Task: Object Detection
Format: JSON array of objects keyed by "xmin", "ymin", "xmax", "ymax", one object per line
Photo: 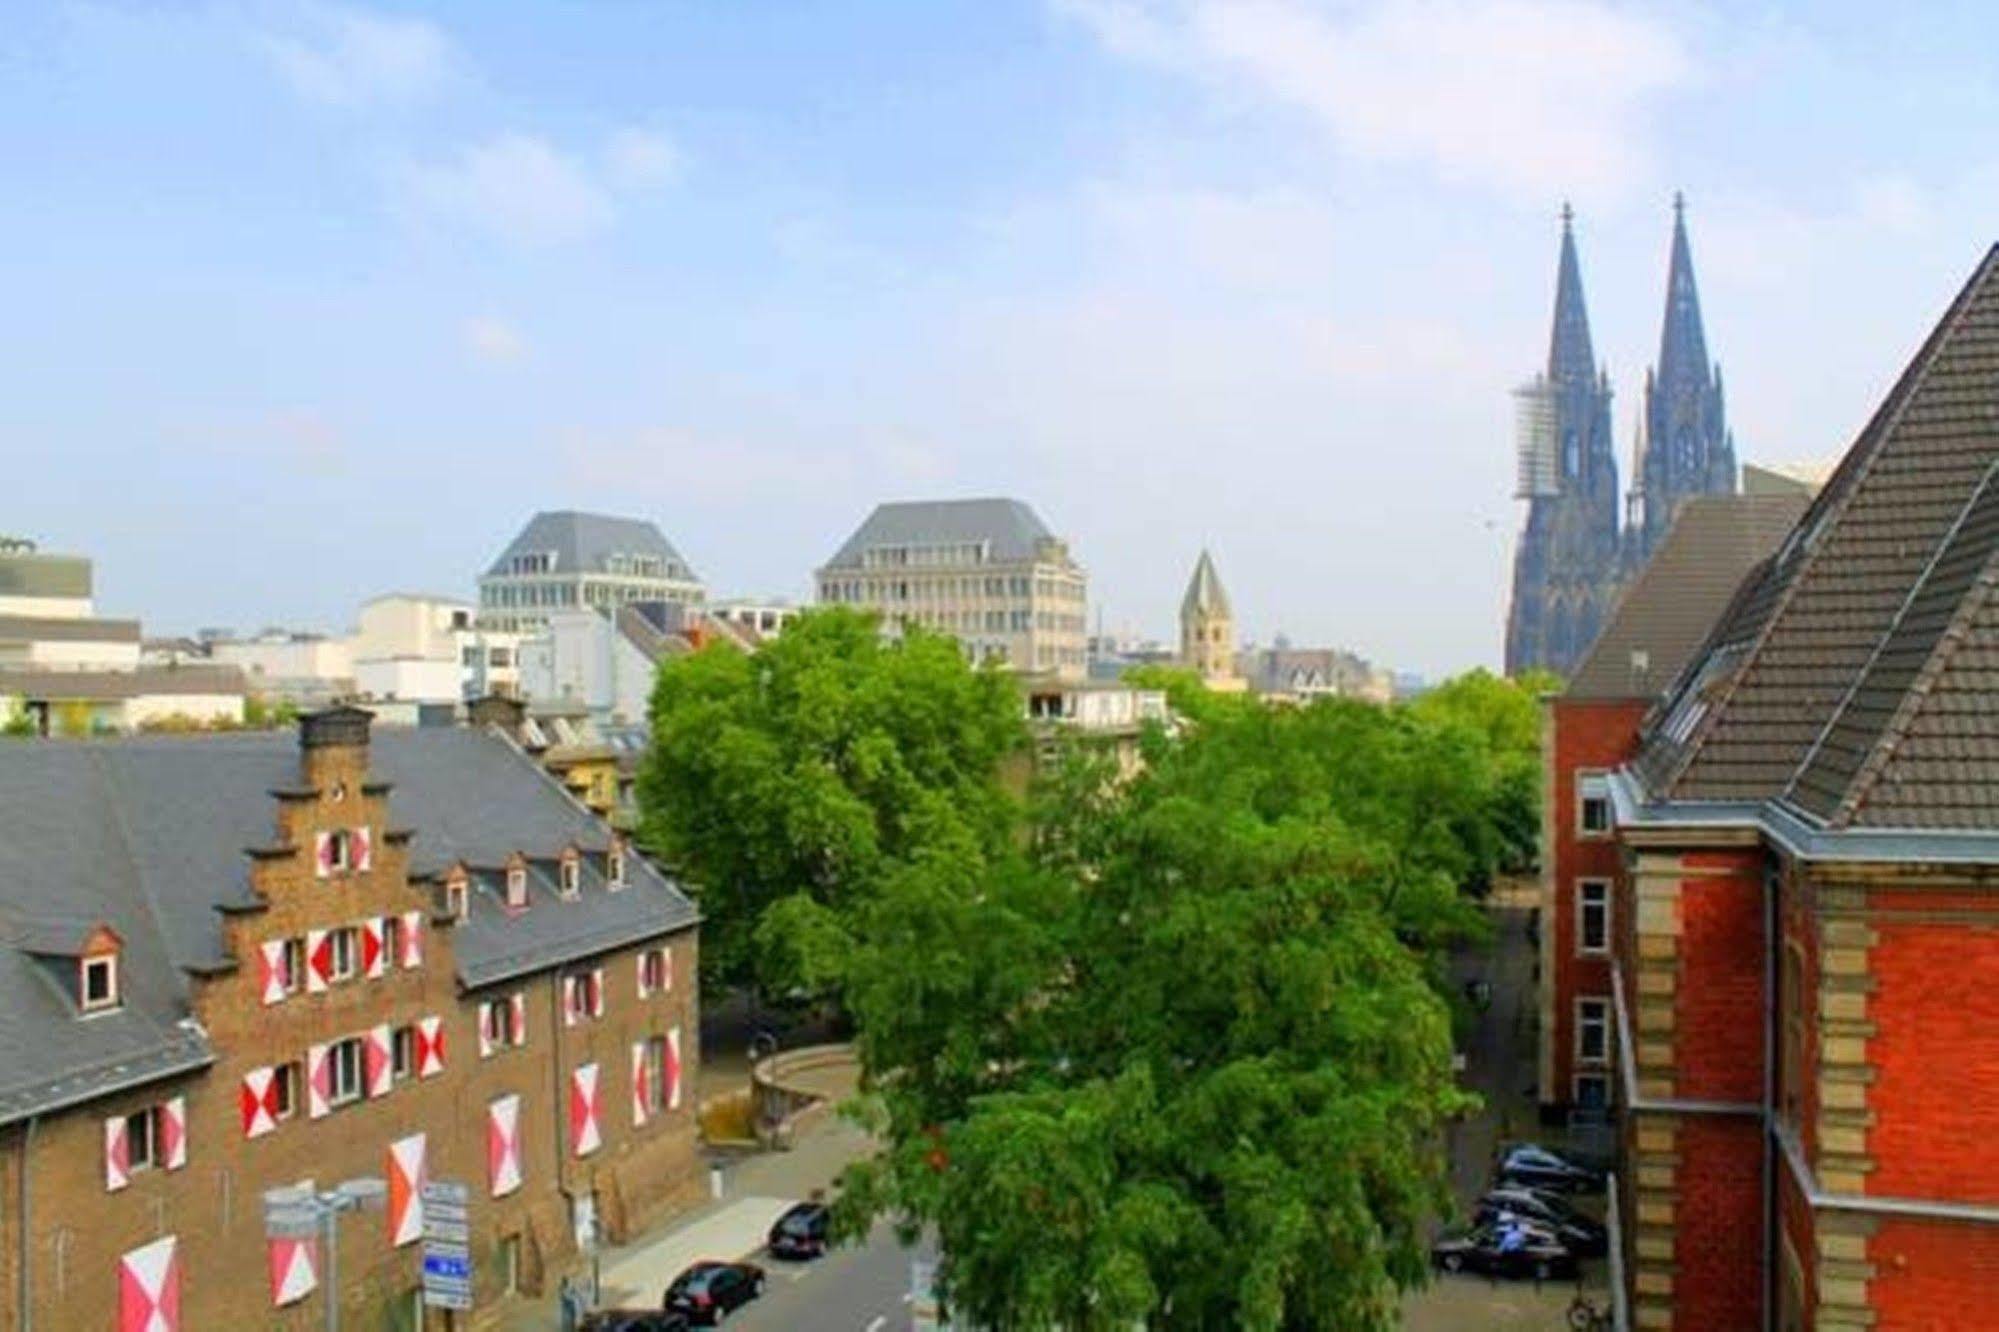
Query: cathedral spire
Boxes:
[
  {"xmin": 1548, "ymin": 202, "xmax": 1597, "ymax": 386},
  {"xmin": 1656, "ymin": 191, "xmax": 1711, "ymax": 392}
]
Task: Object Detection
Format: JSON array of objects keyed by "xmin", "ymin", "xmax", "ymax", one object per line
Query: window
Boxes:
[
  {"xmin": 608, "ymin": 844, "xmax": 627, "ymax": 889},
  {"xmin": 328, "ymin": 1037, "xmax": 364, "ymax": 1106},
  {"xmin": 486, "ymin": 994, "xmax": 526, "ymax": 1050},
  {"xmin": 328, "ymin": 927, "xmax": 359, "ymax": 982},
  {"xmin": 1578, "ymin": 790, "xmax": 1611, "ymax": 837},
  {"xmin": 1576, "ymin": 998, "xmax": 1610, "ymax": 1066},
  {"xmin": 81, "ymin": 954, "xmax": 119, "ymax": 1012},
  {"xmin": 446, "ymin": 878, "xmax": 469, "ymax": 922},
  {"xmin": 325, "ymin": 830, "xmax": 353, "ymax": 873},
  {"xmin": 506, "ymin": 862, "xmax": 528, "ymax": 910},
  {"xmin": 1574, "ymin": 1072, "xmax": 1610, "ymax": 1110},
  {"xmin": 461, "ymin": 646, "xmax": 478, "ymax": 667},
  {"xmin": 125, "ymin": 1108, "xmax": 157, "ymax": 1172},
  {"xmin": 489, "ymin": 647, "xmax": 511, "ymax": 668},
  {"xmin": 384, "ymin": 915, "xmax": 405, "ymax": 968},
  {"xmin": 1577, "ymin": 881, "xmax": 1611, "ymax": 955},
  {"xmin": 282, "ymin": 937, "xmax": 307, "ymax": 994},
  {"xmin": 272, "ymin": 1062, "xmax": 298, "ymax": 1121},
  {"xmin": 641, "ymin": 949, "xmax": 667, "ymax": 995},
  {"xmin": 640, "ymin": 1036, "xmax": 667, "ymax": 1114},
  {"xmin": 567, "ymin": 972, "xmax": 601, "ymax": 1023},
  {"xmin": 559, "ymin": 854, "xmax": 580, "ymax": 899},
  {"xmin": 392, "ymin": 1025, "xmax": 416, "ymax": 1083}
]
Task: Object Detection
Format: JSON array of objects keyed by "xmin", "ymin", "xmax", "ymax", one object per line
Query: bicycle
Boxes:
[{"xmin": 1566, "ymin": 1292, "xmax": 1612, "ymax": 1332}]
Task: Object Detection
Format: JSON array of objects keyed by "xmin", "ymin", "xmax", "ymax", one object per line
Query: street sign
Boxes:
[{"xmin": 420, "ymin": 1180, "xmax": 475, "ymax": 1311}]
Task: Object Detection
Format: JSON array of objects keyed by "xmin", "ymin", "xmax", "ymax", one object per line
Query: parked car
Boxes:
[
  {"xmin": 582, "ymin": 1312, "xmax": 692, "ymax": 1332},
  {"xmin": 1431, "ymin": 1221, "xmax": 1580, "ymax": 1282},
  {"xmin": 1496, "ymin": 1143, "xmax": 1606, "ymax": 1194},
  {"xmin": 1475, "ymin": 1186, "xmax": 1608, "ymax": 1257},
  {"xmin": 768, "ymin": 1200, "xmax": 832, "ymax": 1260},
  {"xmin": 664, "ymin": 1261, "xmax": 766, "ymax": 1326}
]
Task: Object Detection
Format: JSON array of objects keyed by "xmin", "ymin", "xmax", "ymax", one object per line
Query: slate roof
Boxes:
[
  {"xmin": 0, "ymin": 614, "xmax": 140, "ymax": 643},
  {"xmin": 486, "ymin": 511, "xmax": 699, "ymax": 583},
  {"xmin": 1631, "ymin": 245, "xmax": 1999, "ymax": 828},
  {"xmin": 1181, "ymin": 550, "xmax": 1231, "ymax": 620},
  {"xmin": 0, "ymin": 723, "xmax": 697, "ymax": 1124},
  {"xmin": 1567, "ymin": 494, "xmax": 1807, "ymax": 701},
  {"xmin": 820, "ymin": 498, "xmax": 1062, "ymax": 571},
  {"xmin": 0, "ymin": 664, "xmax": 246, "ymax": 701}
]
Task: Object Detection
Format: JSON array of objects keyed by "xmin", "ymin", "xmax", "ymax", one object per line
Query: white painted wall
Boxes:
[
  {"xmin": 516, "ymin": 610, "xmax": 658, "ymax": 724},
  {"xmin": 354, "ymin": 656, "xmax": 462, "ymax": 703},
  {"xmin": 0, "ymin": 594, "xmax": 93, "ymax": 618},
  {"xmin": 125, "ymin": 692, "xmax": 245, "ymax": 727}
]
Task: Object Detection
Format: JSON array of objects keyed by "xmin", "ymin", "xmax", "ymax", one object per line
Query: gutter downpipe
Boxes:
[
  {"xmin": 19, "ymin": 1114, "xmax": 36, "ymax": 1332},
  {"xmin": 1761, "ymin": 861, "xmax": 1777, "ymax": 1332}
]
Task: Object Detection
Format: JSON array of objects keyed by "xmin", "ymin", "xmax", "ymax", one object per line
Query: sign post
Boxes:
[{"xmin": 421, "ymin": 1181, "xmax": 475, "ymax": 1312}]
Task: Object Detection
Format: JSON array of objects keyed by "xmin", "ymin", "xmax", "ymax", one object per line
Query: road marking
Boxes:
[{"xmin": 865, "ymin": 1318, "xmax": 887, "ymax": 1332}]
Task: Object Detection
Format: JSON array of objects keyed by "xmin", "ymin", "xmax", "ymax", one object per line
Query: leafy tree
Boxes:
[
  {"xmin": 1403, "ymin": 668, "xmax": 1555, "ymax": 877},
  {"xmin": 836, "ymin": 693, "xmax": 1494, "ymax": 1330},
  {"xmin": 637, "ymin": 606, "xmax": 1025, "ymax": 998}
]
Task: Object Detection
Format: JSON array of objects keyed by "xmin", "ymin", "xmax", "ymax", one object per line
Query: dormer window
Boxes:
[
  {"xmin": 505, "ymin": 858, "xmax": 528, "ymax": 911},
  {"xmin": 445, "ymin": 872, "xmax": 469, "ymax": 922},
  {"xmin": 81, "ymin": 953, "xmax": 119, "ymax": 1012},
  {"xmin": 608, "ymin": 841, "xmax": 627, "ymax": 889},
  {"xmin": 559, "ymin": 850, "xmax": 581, "ymax": 900}
]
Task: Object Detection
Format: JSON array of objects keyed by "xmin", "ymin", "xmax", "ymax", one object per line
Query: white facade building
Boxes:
[{"xmin": 479, "ymin": 512, "xmax": 705, "ymax": 636}]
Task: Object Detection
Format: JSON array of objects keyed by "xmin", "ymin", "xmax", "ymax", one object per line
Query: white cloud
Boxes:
[
  {"xmin": 256, "ymin": 1, "xmax": 452, "ymax": 107},
  {"xmin": 603, "ymin": 126, "xmax": 681, "ymax": 190},
  {"xmin": 1057, "ymin": 0, "xmax": 1689, "ymax": 203},
  {"xmin": 463, "ymin": 316, "xmax": 528, "ymax": 364},
  {"xmin": 399, "ymin": 133, "xmax": 617, "ymax": 245}
]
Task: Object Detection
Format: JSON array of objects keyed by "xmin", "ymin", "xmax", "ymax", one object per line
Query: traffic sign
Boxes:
[{"xmin": 420, "ymin": 1179, "xmax": 475, "ymax": 1311}]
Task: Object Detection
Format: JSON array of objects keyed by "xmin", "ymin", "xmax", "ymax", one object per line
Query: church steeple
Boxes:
[
  {"xmin": 1548, "ymin": 203, "xmax": 1597, "ymax": 387},
  {"xmin": 1655, "ymin": 192, "xmax": 1711, "ymax": 400},
  {"xmin": 1180, "ymin": 550, "xmax": 1243, "ymax": 691}
]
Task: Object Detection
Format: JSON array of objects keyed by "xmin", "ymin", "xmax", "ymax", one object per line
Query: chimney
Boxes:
[
  {"xmin": 297, "ymin": 704, "xmax": 373, "ymax": 791},
  {"xmin": 467, "ymin": 693, "xmax": 527, "ymax": 740}
]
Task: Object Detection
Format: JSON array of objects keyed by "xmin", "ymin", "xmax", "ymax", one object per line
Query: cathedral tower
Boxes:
[{"xmin": 1180, "ymin": 550, "xmax": 1243, "ymax": 691}]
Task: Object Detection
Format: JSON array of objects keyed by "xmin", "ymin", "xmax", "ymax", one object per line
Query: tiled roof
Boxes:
[
  {"xmin": 1632, "ymin": 245, "xmax": 1999, "ymax": 825},
  {"xmin": 1568, "ymin": 494, "xmax": 1807, "ymax": 701},
  {"xmin": 0, "ymin": 724, "xmax": 696, "ymax": 1123}
]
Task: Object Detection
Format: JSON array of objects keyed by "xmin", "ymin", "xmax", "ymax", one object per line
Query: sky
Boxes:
[{"xmin": 4, "ymin": 1, "xmax": 1997, "ymax": 678}]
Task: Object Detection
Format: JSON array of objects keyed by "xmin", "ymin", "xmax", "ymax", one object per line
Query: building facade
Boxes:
[
  {"xmin": 0, "ymin": 707, "xmax": 704, "ymax": 1329},
  {"xmin": 816, "ymin": 498, "xmax": 1088, "ymax": 677},
  {"xmin": 1506, "ymin": 200, "xmax": 1738, "ymax": 677},
  {"xmin": 1537, "ymin": 493, "xmax": 1806, "ymax": 1125},
  {"xmin": 480, "ymin": 513, "xmax": 704, "ymax": 636},
  {"xmin": 1585, "ymin": 246, "xmax": 1999, "ymax": 1330},
  {"xmin": 350, "ymin": 594, "xmax": 521, "ymax": 705}
]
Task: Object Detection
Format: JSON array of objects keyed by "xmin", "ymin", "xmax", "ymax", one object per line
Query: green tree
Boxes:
[
  {"xmin": 637, "ymin": 606, "xmax": 1025, "ymax": 998},
  {"xmin": 835, "ymin": 693, "xmax": 1491, "ymax": 1330},
  {"xmin": 1403, "ymin": 668, "xmax": 1555, "ymax": 877}
]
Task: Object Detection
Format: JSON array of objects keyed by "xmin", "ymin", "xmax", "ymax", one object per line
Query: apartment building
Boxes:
[
  {"xmin": 1588, "ymin": 246, "xmax": 1999, "ymax": 1330},
  {"xmin": 816, "ymin": 498, "xmax": 1088, "ymax": 677},
  {"xmin": 480, "ymin": 513, "xmax": 704, "ymax": 636},
  {"xmin": 0, "ymin": 706, "xmax": 702, "ymax": 1328}
]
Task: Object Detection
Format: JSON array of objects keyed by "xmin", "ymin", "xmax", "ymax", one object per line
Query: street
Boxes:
[{"xmin": 731, "ymin": 1226, "xmax": 932, "ymax": 1332}]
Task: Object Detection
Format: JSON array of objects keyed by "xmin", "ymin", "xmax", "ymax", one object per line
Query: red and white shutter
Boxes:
[
  {"xmin": 659, "ymin": 947, "xmax": 672, "ymax": 994},
  {"xmin": 401, "ymin": 910, "xmax": 424, "ymax": 968},
  {"xmin": 365, "ymin": 1025, "xmax": 393, "ymax": 1098},
  {"xmin": 666, "ymin": 1026, "xmax": 683, "ymax": 1111},
  {"xmin": 569, "ymin": 1064, "xmax": 602, "ymax": 1157},
  {"xmin": 387, "ymin": 1133, "xmax": 427, "ymax": 1247},
  {"xmin": 258, "ymin": 940, "xmax": 289, "ymax": 1006},
  {"xmin": 351, "ymin": 826, "xmax": 372, "ymax": 872},
  {"xmin": 306, "ymin": 1043, "xmax": 331, "ymax": 1119},
  {"xmin": 361, "ymin": 918, "xmax": 385, "ymax": 980},
  {"xmin": 313, "ymin": 831, "xmax": 335, "ymax": 879},
  {"xmin": 487, "ymin": 1094, "xmax": 523, "ymax": 1198},
  {"xmin": 161, "ymin": 1097, "xmax": 186, "ymax": 1171},
  {"xmin": 241, "ymin": 1067, "xmax": 279, "ymax": 1139},
  {"xmin": 304, "ymin": 929, "xmax": 330, "ymax": 993},
  {"xmin": 631, "ymin": 1041, "xmax": 651, "ymax": 1126},
  {"xmin": 267, "ymin": 1236, "xmax": 318, "ymax": 1308},
  {"xmin": 590, "ymin": 967, "xmax": 607, "ymax": 1018},
  {"xmin": 562, "ymin": 976, "xmax": 579, "ymax": 1028},
  {"xmin": 509, "ymin": 992, "xmax": 527, "ymax": 1045},
  {"xmin": 118, "ymin": 1234, "xmax": 181, "ymax": 1332},
  {"xmin": 104, "ymin": 1115, "xmax": 130, "ymax": 1191},
  {"xmin": 635, "ymin": 952, "xmax": 653, "ymax": 999},
  {"xmin": 476, "ymin": 1002, "xmax": 495, "ymax": 1059},
  {"xmin": 416, "ymin": 1016, "xmax": 446, "ymax": 1078}
]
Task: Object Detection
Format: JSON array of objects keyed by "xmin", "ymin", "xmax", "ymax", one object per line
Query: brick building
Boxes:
[
  {"xmin": 0, "ymin": 706, "xmax": 703, "ymax": 1329},
  {"xmin": 1588, "ymin": 245, "xmax": 1999, "ymax": 1329},
  {"xmin": 1538, "ymin": 492, "xmax": 1805, "ymax": 1122}
]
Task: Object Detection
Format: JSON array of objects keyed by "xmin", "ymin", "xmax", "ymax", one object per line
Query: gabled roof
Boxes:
[
  {"xmin": 485, "ymin": 511, "xmax": 698, "ymax": 583},
  {"xmin": 0, "ymin": 725, "xmax": 697, "ymax": 1123},
  {"xmin": 1181, "ymin": 550, "xmax": 1231, "ymax": 620},
  {"xmin": 820, "ymin": 498, "xmax": 1061, "ymax": 571},
  {"xmin": 1632, "ymin": 245, "xmax": 1999, "ymax": 824},
  {"xmin": 1568, "ymin": 494, "xmax": 1807, "ymax": 701}
]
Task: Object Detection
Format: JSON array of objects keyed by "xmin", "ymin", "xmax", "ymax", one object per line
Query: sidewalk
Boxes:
[{"xmin": 499, "ymin": 1114, "xmax": 875, "ymax": 1328}]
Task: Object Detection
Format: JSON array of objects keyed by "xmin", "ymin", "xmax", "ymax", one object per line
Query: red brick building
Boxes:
[
  {"xmin": 0, "ymin": 706, "xmax": 704, "ymax": 1329},
  {"xmin": 1591, "ymin": 244, "xmax": 1999, "ymax": 1329},
  {"xmin": 1539, "ymin": 494, "xmax": 1805, "ymax": 1122}
]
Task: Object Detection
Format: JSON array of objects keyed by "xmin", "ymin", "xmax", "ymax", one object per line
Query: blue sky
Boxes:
[{"xmin": 5, "ymin": 1, "xmax": 1997, "ymax": 676}]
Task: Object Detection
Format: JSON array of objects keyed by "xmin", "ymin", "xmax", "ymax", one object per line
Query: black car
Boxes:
[
  {"xmin": 664, "ymin": 1261, "xmax": 766, "ymax": 1326},
  {"xmin": 582, "ymin": 1312, "xmax": 692, "ymax": 1332},
  {"xmin": 768, "ymin": 1201, "xmax": 832, "ymax": 1260},
  {"xmin": 1495, "ymin": 1144, "xmax": 1606, "ymax": 1194},
  {"xmin": 1475, "ymin": 1186, "xmax": 1607, "ymax": 1257},
  {"xmin": 1431, "ymin": 1221, "xmax": 1580, "ymax": 1282}
]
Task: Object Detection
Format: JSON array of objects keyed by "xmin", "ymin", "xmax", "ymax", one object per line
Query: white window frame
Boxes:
[
  {"xmin": 506, "ymin": 864, "xmax": 528, "ymax": 910},
  {"xmin": 1577, "ymin": 879, "xmax": 1611, "ymax": 956},
  {"xmin": 642, "ymin": 949, "xmax": 666, "ymax": 995},
  {"xmin": 325, "ymin": 829, "xmax": 353, "ymax": 872},
  {"xmin": 328, "ymin": 927, "xmax": 358, "ymax": 982},
  {"xmin": 1575, "ymin": 997, "xmax": 1611, "ymax": 1067},
  {"xmin": 125, "ymin": 1107, "xmax": 157, "ymax": 1173},
  {"xmin": 81, "ymin": 954, "xmax": 119, "ymax": 1012},
  {"xmin": 391, "ymin": 1025, "xmax": 415, "ymax": 1083},
  {"xmin": 446, "ymin": 877, "xmax": 469, "ymax": 922},
  {"xmin": 1576, "ymin": 778, "xmax": 1612, "ymax": 839},
  {"xmin": 281, "ymin": 937, "xmax": 306, "ymax": 994},
  {"xmin": 273, "ymin": 1062, "xmax": 298, "ymax": 1121},
  {"xmin": 559, "ymin": 855, "xmax": 580, "ymax": 900},
  {"xmin": 328, "ymin": 1037, "xmax": 364, "ymax": 1106},
  {"xmin": 608, "ymin": 845, "xmax": 627, "ymax": 889}
]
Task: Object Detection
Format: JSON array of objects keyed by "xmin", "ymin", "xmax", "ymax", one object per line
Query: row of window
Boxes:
[
  {"xmin": 819, "ymin": 573, "xmax": 1085, "ymax": 606},
  {"xmin": 261, "ymin": 913, "xmax": 422, "ymax": 1003},
  {"xmin": 482, "ymin": 575, "xmax": 695, "ymax": 610}
]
